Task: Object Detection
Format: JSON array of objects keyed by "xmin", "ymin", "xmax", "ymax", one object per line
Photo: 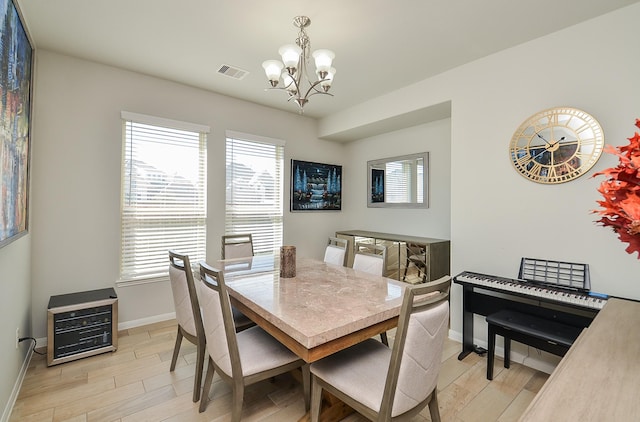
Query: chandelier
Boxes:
[{"xmin": 262, "ymin": 16, "xmax": 336, "ymax": 112}]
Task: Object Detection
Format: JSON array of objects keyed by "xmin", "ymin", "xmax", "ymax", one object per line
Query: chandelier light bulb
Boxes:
[
  {"xmin": 262, "ymin": 60, "xmax": 284, "ymax": 87},
  {"xmin": 283, "ymin": 73, "xmax": 297, "ymax": 94},
  {"xmin": 312, "ymin": 49, "xmax": 335, "ymax": 77},
  {"xmin": 278, "ymin": 44, "xmax": 302, "ymax": 72},
  {"xmin": 320, "ymin": 67, "xmax": 336, "ymax": 91}
]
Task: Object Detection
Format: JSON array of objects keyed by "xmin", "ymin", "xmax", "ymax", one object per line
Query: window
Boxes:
[
  {"xmin": 225, "ymin": 131, "xmax": 284, "ymax": 255},
  {"xmin": 119, "ymin": 111, "xmax": 208, "ymax": 285}
]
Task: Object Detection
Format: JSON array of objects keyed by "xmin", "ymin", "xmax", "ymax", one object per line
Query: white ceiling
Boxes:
[{"xmin": 16, "ymin": 0, "xmax": 640, "ymax": 119}]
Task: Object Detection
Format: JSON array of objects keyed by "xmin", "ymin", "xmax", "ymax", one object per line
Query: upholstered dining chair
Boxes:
[
  {"xmin": 221, "ymin": 234, "xmax": 256, "ymax": 332},
  {"xmin": 222, "ymin": 233, "xmax": 254, "ymax": 259},
  {"xmin": 198, "ymin": 262, "xmax": 310, "ymax": 419},
  {"xmin": 353, "ymin": 242, "xmax": 387, "ymax": 276},
  {"xmin": 310, "ymin": 275, "xmax": 451, "ymax": 422},
  {"xmin": 353, "ymin": 242, "xmax": 389, "ymax": 345},
  {"xmin": 323, "ymin": 236, "xmax": 348, "ymax": 266},
  {"xmin": 168, "ymin": 250, "xmax": 206, "ymax": 402}
]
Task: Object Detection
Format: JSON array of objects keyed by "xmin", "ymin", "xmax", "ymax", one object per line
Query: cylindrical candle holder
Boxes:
[{"xmin": 280, "ymin": 246, "xmax": 296, "ymax": 278}]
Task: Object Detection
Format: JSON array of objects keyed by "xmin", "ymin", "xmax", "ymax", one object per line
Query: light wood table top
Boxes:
[
  {"xmin": 211, "ymin": 256, "xmax": 407, "ymax": 363},
  {"xmin": 520, "ymin": 297, "xmax": 640, "ymax": 421}
]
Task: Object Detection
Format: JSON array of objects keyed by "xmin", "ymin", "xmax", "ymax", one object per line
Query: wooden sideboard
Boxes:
[
  {"xmin": 335, "ymin": 230, "xmax": 450, "ymax": 283},
  {"xmin": 519, "ymin": 297, "xmax": 640, "ymax": 421}
]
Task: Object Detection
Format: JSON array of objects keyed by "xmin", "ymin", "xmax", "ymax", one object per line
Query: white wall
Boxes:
[
  {"xmin": 341, "ymin": 119, "xmax": 451, "ymax": 239},
  {"xmin": 320, "ymin": 3, "xmax": 640, "ymax": 356},
  {"xmin": 29, "ymin": 51, "xmax": 348, "ymax": 338},
  {"xmin": 0, "ymin": 235, "xmax": 31, "ymax": 421}
]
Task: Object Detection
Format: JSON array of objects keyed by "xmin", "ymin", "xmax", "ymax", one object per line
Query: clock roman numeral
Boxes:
[
  {"xmin": 575, "ymin": 122, "xmax": 592, "ymax": 134},
  {"xmin": 529, "ymin": 162, "xmax": 543, "ymax": 177},
  {"xmin": 578, "ymin": 138, "xmax": 597, "ymax": 146}
]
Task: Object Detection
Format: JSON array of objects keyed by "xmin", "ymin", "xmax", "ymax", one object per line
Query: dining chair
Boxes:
[
  {"xmin": 310, "ymin": 275, "xmax": 451, "ymax": 422},
  {"xmin": 168, "ymin": 250, "xmax": 206, "ymax": 402},
  {"xmin": 353, "ymin": 242, "xmax": 387, "ymax": 276},
  {"xmin": 222, "ymin": 233, "xmax": 254, "ymax": 259},
  {"xmin": 323, "ymin": 236, "xmax": 348, "ymax": 266},
  {"xmin": 198, "ymin": 262, "xmax": 310, "ymax": 419},
  {"xmin": 353, "ymin": 242, "xmax": 389, "ymax": 345},
  {"xmin": 221, "ymin": 234, "xmax": 257, "ymax": 331},
  {"xmin": 402, "ymin": 242, "xmax": 427, "ymax": 282}
]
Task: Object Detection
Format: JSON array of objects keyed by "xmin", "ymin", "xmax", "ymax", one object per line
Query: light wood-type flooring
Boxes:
[{"xmin": 10, "ymin": 319, "xmax": 548, "ymax": 422}]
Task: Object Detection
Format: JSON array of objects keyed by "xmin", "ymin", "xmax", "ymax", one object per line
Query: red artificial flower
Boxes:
[{"xmin": 593, "ymin": 119, "xmax": 640, "ymax": 259}]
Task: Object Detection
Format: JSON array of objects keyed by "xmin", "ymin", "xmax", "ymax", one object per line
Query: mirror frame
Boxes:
[{"xmin": 367, "ymin": 152, "xmax": 429, "ymax": 209}]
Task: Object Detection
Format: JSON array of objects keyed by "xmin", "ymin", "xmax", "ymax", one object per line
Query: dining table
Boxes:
[
  {"xmin": 210, "ymin": 254, "xmax": 408, "ymax": 363},
  {"xmin": 208, "ymin": 254, "xmax": 409, "ymax": 421}
]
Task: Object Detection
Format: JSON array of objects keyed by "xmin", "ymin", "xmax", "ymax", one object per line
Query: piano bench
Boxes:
[{"xmin": 486, "ymin": 310, "xmax": 583, "ymax": 380}]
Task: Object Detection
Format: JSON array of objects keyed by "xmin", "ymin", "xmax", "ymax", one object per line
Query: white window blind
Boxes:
[
  {"xmin": 119, "ymin": 112, "xmax": 208, "ymax": 285},
  {"xmin": 225, "ymin": 132, "xmax": 284, "ymax": 255}
]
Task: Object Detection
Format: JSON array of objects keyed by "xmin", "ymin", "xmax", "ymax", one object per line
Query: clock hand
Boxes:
[
  {"xmin": 531, "ymin": 148, "xmax": 548, "ymax": 161},
  {"xmin": 547, "ymin": 136, "xmax": 566, "ymax": 148},
  {"xmin": 536, "ymin": 132, "xmax": 551, "ymax": 145}
]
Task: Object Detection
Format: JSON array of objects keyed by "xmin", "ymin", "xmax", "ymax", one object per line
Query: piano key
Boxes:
[{"xmin": 455, "ymin": 271, "xmax": 607, "ymax": 310}]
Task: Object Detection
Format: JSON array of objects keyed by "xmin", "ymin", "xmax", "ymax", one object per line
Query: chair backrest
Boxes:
[
  {"xmin": 198, "ymin": 262, "xmax": 242, "ymax": 379},
  {"xmin": 352, "ymin": 242, "xmax": 386, "ymax": 276},
  {"xmin": 380, "ymin": 275, "xmax": 451, "ymax": 418},
  {"xmin": 323, "ymin": 236, "xmax": 348, "ymax": 266},
  {"xmin": 168, "ymin": 250, "xmax": 204, "ymax": 340},
  {"xmin": 222, "ymin": 234, "xmax": 254, "ymax": 259}
]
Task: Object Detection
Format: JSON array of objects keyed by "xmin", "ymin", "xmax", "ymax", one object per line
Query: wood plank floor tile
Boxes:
[
  {"xmin": 120, "ymin": 389, "xmax": 200, "ymax": 422},
  {"xmin": 10, "ymin": 320, "xmax": 552, "ymax": 422},
  {"xmin": 497, "ymin": 389, "xmax": 537, "ymax": 422},
  {"xmin": 15, "ymin": 377, "xmax": 115, "ymax": 417},
  {"xmin": 52, "ymin": 382, "xmax": 145, "ymax": 422},
  {"xmin": 87, "ymin": 354, "xmax": 162, "ymax": 383},
  {"xmin": 86, "ymin": 384, "xmax": 176, "ymax": 422},
  {"xmin": 456, "ymin": 384, "xmax": 513, "ymax": 422}
]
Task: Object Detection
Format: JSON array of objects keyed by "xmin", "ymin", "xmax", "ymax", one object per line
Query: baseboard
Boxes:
[
  {"xmin": 117, "ymin": 312, "xmax": 176, "ymax": 330},
  {"xmin": 448, "ymin": 329, "xmax": 557, "ymax": 375},
  {"xmin": 1, "ymin": 346, "xmax": 33, "ymax": 422}
]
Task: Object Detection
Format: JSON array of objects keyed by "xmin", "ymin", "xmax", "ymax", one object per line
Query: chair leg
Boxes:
[
  {"xmin": 170, "ymin": 328, "xmax": 183, "ymax": 371},
  {"xmin": 302, "ymin": 364, "xmax": 311, "ymax": 411},
  {"xmin": 487, "ymin": 325, "xmax": 496, "ymax": 380},
  {"xmin": 198, "ymin": 358, "xmax": 215, "ymax": 413},
  {"xmin": 192, "ymin": 340, "xmax": 206, "ymax": 402},
  {"xmin": 380, "ymin": 332, "xmax": 389, "ymax": 346},
  {"xmin": 428, "ymin": 388, "xmax": 441, "ymax": 422},
  {"xmin": 231, "ymin": 383, "xmax": 244, "ymax": 422},
  {"xmin": 402, "ymin": 257, "xmax": 410, "ymax": 280},
  {"xmin": 311, "ymin": 375, "xmax": 323, "ymax": 422}
]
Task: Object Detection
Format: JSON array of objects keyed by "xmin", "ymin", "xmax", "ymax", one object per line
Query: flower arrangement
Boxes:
[{"xmin": 592, "ymin": 119, "xmax": 640, "ymax": 258}]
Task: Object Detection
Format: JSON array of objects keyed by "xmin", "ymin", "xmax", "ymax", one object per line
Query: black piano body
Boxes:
[{"xmin": 453, "ymin": 265, "xmax": 607, "ymax": 361}]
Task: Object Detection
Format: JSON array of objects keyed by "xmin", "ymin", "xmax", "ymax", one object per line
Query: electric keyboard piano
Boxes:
[{"xmin": 453, "ymin": 257, "xmax": 608, "ymax": 360}]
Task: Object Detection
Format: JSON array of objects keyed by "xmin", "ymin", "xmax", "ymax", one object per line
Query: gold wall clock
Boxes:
[{"xmin": 509, "ymin": 107, "xmax": 604, "ymax": 184}]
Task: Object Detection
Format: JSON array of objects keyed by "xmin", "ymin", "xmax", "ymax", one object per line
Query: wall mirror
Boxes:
[{"xmin": 367, "ymin": 152, "xmax": 429, "ymax": 208}]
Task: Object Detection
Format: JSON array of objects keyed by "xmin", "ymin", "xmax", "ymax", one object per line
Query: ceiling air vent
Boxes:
[{"xmin": 217, "ymin": 64, "xmax": 249, "ymax": 80}]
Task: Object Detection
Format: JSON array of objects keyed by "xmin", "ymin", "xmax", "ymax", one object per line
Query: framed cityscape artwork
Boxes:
[
  {"xmin": 291, "ymin": 159, "xmax": 342, "ymax": 211},
  {"xmin": 0, "ymin": 0, "xmax": 33, "ymax": 248},
  {"xmin": 371, "ymin": 168, "xmax": 385, "ymax": 203}
]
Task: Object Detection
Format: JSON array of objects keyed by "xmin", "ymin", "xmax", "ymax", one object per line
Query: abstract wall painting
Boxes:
[{"xmin": 0, "ymin": 0, "xmax": 32, "ymax": 247}]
